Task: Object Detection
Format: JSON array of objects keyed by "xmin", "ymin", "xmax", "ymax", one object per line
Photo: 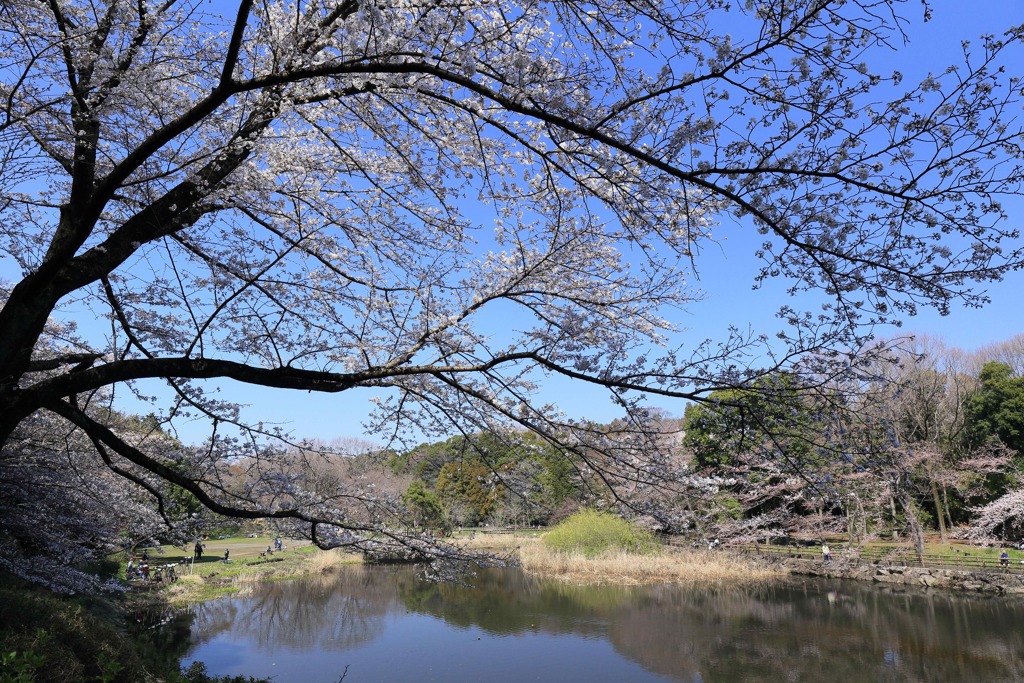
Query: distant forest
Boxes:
[{"xmin": 255, "ymin": 333, "xmax": 1024, "ymax": 552}]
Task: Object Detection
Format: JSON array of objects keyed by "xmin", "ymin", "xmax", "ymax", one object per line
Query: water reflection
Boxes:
[
  {"xmin": 183, "ymin": 567, "xmax": 1024, "ymax": 682},
  {"xmin": 189, "ymin": 570, "xmax": 409, "ymax": 652}
]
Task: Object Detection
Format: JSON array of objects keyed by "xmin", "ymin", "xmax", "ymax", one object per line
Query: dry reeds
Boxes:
[
  {"xmin": 457, "ymin": 529, "xmax": 781, "ymax": 586},
  {"xmin": 305, "ymin": 548, "xmax": 360, "ymax": 573},
  {"xmin": 456, "ymin": 533, "xmax": 526, "ymax": 551},
  {"xmin": 518, "ymin": 543, "xmax": 783, "ymax": 586}
]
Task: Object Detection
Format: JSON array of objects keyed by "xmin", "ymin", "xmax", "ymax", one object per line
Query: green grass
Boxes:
[
  {"xmin": 122, "ymin": 537, "xmax": 312, "ymax": 577},
  {"xmin": 840, "ymin": 539, "xmax": 1023, "ymax": 558},
  {"xmin": 116, "ymin": 537, "xmax": 362, "ymax": 603}
]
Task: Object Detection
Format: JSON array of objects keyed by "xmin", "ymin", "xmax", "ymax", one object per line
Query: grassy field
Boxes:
[
  {"xmin": 130, "ymin": 536, "xmax": 311, "ymax": 569},
  {"xmin": 121, "ymin": 537, "xmax": 361, "ymax": 603}
]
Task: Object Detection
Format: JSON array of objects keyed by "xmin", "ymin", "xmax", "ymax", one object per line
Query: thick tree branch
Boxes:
[{"xmin": 46, "ymin": 397, "xmax": 364, "ymax": 529}]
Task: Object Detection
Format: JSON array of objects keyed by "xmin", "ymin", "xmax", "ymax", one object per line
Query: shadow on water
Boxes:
[
  {"xmin": 180, "ymin": 566, "xmax": 1024, "ymax": 682},
  {"xmin": 128, "ymin": 599, "xmax": 197, "ymax": 677}
]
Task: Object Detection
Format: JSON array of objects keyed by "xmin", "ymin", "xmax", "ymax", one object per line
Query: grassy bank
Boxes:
[
  {"xmin": 124, "ymin": 538, "xmax": 362, "ymax": 604},
  {"xmin": 0, "ymin": 577, "xmax": 151, "ymax": 682},
  {"xmin": 132, "ymin": 529, "xmax": 782, "ymax": 604},
  {"xmin": 749, "ymin": 536, "xmax": 1024, "ymax": 572},
  {"xmin": 0, "ymin": 540, "xmax": 358, "ymax": 682}
]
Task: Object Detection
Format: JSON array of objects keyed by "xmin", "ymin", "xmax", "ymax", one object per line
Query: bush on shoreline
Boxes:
[
  {"xmin": 0, "ymin": 578, "xmax": 148, "ymax": 683},
  {"xmin": 0, "ymin": 571, "xmax": 274, "ymax": 683},
  {"xmin": 542, "ymin": 510, "xmax": 656, "ymax": 558}
]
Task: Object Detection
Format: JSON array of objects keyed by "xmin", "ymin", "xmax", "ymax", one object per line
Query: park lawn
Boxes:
[
  {"xmin": 139, "ymin": 536, "xmax": 312, "ymax": 572},
  {"xmin": 920, "ymin": 541, "xmax": 1023, "ymax": 564},
  {"xmin": 119, "ymin": 537, "xmax": 363, "ymax": 603}
]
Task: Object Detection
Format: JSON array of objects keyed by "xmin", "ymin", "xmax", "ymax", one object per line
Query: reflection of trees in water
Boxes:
[
  {"xmin": 188, "ymin": 567, "xmax": 1024, "ymax": 682},
  {"xmin": 400, "ymin": 569, "xmax": 635, "ymax": 637},
  {"xmin": 189, "ymin": 567, "xmax": 405, "ymax": 651},
  {"xmin": 403, "ymin": 571, "xmax": 1024, "ymax": 682},
  {"xmin": 131, "ymin": 605, "xmax": 196, "ymax": 675},
  {"xmin": 607, "ymin": 581, "xmax": 1024, "ymax": 682}
]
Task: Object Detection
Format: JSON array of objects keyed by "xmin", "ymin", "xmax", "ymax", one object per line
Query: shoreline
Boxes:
[
  {"xmin": 127, "ymin": 544, "xmax": 363, "ymax": 606},
  {"xmin": 141, "ymin": 534, "xmax": 783, "ymax": 605},
  {"xmin": 771, "ymin": 555, "xmax": 1024, "ymax": 595},
  {"xmin": 135, "ymin": 534, "xmax": 1024, "ymax": 607}
]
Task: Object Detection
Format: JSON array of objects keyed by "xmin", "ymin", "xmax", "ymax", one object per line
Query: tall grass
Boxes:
[
  {"xmin": 496, "ymin": 510, "xmax": 785, "ymax": 585},
  {"xmin": 520, "ymin": 543, "xmax": 782, "ymax": 585},
  {"xmin": 305, "ymin": 548, "xmax": 359, "ymax": 573}
]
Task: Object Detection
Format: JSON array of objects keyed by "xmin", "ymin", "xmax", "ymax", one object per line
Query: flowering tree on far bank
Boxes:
[{"xmin": 1, "ymin": 0, "xmax": 1023, "ymax": 588}]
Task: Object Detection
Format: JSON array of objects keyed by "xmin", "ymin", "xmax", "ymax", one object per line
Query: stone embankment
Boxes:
[{"xmin": 774, "ymin": 557, "xmax": 1024, "ymax": 595}]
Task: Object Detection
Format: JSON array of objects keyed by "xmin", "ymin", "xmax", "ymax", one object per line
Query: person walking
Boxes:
[{"xmin": 194, "ymin": 540, "xmax": 204, "ymax": 561}]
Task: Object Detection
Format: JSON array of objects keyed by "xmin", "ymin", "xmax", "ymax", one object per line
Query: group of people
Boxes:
[
  {"xmin": 128, "ymin": 536, "xmax": 289, "ymax": 579},
  {"xmin": 125, "ymin": 556, "xmax": 177, "ymax": 582},
  {"xmin": 126, "ymin": 557, "xmax": 148, "ymax": 580}
]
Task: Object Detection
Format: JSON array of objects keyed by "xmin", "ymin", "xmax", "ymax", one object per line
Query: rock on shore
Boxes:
[{"xmin": 774, "ymin": 557, "xmax": 1024, "ymax": 595}]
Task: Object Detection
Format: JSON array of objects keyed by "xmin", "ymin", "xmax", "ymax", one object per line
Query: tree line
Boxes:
[
  {"xmin": 240, "ymin": 331, "xmax": 1024, "ymax": 549},
  {"xmin": 681, "ymin": 334, "xmax": 1024, "ymax": 555}
]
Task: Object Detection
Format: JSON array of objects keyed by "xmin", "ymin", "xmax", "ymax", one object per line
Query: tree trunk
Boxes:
[
  {"xmin": 931, "ymin": 480, "xmax": 947, "ymax": 543},
  {"xmin": 899, "ymin": 493, "xmax": 926, "ymax": 565},
  {"xmin": 847, "ymin": 502, "xmax": 855, "ymax": 546},
  {"xmin": 942, "ymin": 484, "xmax": 955, "ymax": 531},
  {"xmin": 890, "ymin": 497, "xmax": 899, "ymax": 540}
]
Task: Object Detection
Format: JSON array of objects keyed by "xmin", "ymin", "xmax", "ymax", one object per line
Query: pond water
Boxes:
[{"xmin": 180, "ymin": 566, "xmax": 1024, "ymax": 682}]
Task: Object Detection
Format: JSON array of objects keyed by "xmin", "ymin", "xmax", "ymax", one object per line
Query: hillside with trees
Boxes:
[{"xmin": 680, "ymin": 334, "xmax": 1024, "ymax": 555}]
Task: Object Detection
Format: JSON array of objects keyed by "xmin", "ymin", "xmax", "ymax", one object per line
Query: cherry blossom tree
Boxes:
[
  {"xmin": 970, "ymin": 489, "xmax": 1024, "ymax": 542},
  {"xmin": 1, "ymin": 0, "xmax": 1023, "ymax": 583},
  {"xmin": 0, "ymin": 389, "xmax": 185, "ymax": 592}
]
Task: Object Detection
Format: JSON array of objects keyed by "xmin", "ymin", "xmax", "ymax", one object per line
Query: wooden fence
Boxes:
[
  {"xmin": 464, "ymin": 527, "xmax": 1024, "ymax": 574},
  {"xmin": 734, "ymin": 542, "xmax": 1024, "ymax": 573}
]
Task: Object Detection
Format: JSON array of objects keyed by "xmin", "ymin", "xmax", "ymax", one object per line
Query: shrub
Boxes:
[
  {"xmin": 0, "ymin": 574, "xmax": 271, "ymax": 683},
  {"xmin": 170, "ymin": 662, "xmax": 269, "ymax": 683},
  {"xmin": 713, "ymin": 494, "xmax": 743, "ymax": 522},
  {"xmin": 0, "ymin": 582, "xmax": 147, "ymax": 683},
  {"xmin": 542, "ymin": 509, "xmax": 657, "ymax": 558}
]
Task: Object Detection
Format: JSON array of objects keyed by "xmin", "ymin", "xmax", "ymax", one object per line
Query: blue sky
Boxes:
[
  {"xmin": 5, "ymin": 0, "xmax": 1023, "ymax": 447},
  {"xmin": 196, "ymin": 1, "xmax": 1024, "ymax": 444},
  {"xmin": 679, "ymin": 0, "xmax": 1024, "ymax": 351}
]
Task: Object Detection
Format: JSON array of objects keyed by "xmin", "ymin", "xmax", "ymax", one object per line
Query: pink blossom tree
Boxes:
[{"xmin": 1, "ymin": 0, "xmax": 1022, "ymax": 585}]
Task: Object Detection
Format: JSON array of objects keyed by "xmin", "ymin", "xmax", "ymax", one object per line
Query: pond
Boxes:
[{"xmin": 180, "ymin": 566, "xmax": 1024, "ymax": 682}]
